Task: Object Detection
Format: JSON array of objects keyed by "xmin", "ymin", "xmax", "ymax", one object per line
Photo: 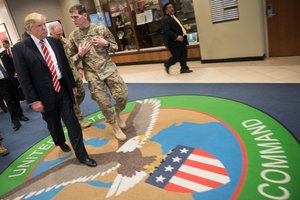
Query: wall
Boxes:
[
  {"xmin": 58, "ymin": 0, "xmax": 79, "ymax": 37},
  {"xmin": 0, "ymin": 0, "xmax": 19, "ymax": 46},
  {"xmin": 6, "ymin": 0, "xmax": 57, "ymax": 36},
  {"xmin": 80, "ymin": 0, "xmax": 97, "ymax": 14},
  {"xmin": 193, "ymin": 0, "xmax": 266, "ymax": 60},
  {"xmin": 5, "ymin": 0, "xmax": 78, "ymax": 40}
]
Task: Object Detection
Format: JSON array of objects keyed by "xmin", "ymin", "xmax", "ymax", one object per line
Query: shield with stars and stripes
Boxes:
[{"xmin": 145, "ymin": 145, "xmax": 230, "ymax": 193}]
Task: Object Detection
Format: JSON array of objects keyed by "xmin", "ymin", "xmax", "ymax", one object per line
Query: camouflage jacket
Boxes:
[
  {"xmin": 67, "ymin": 23, "xmax": 118, "ymax": 81},
  {"xmin": 61, "ymin": 37, "xmax": 81, "ymax": 82}
]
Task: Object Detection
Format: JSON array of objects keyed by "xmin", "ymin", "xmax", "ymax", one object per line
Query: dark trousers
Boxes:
[
  {"xmin": 0, "ymin": 79, "xmax": 24, "ymax": 123},
  {"xmin": 166, "ymin": 44, "xmax": 189, "ymax": 70},
  {"xmin": 41, "ymin": 80, "xmax": 88, "ymax": 161},
  {"xmin": 10, "ymin": 77, "xmax": 25, "ymax": 101},
  {"xmin": 0, "ymin": 95, "xmax": 7, "ymax": 111}
]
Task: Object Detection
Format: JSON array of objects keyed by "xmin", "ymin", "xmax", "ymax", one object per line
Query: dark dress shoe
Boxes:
[
  {"xmin": 80, "ymin": 157, "xmax": 97, "ymax": 167},
  {"xmin": 13, "ymin": 121, "xmax": 21, "ymax": 131},
  {"xmin": 180, "ymin": 69, "xmax": 193, "ymax": 74},
  {"xmin": 164, "ymin": 63, "xmax": 170, "ymax": 74},
  {"xmin": 19, "ymin": 116, "xmax": 30, "ymax": 121},
  {"xmin": 59, "ymin": 143, "xmax": 71, "ymax": 152}
]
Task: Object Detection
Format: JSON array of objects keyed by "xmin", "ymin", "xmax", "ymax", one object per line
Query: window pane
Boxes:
[
  {"xmin": 171, "ymin": 0, "xmax": 199, "ymax": 44},
  {"xmin": 108, "ymin": 0, "xmax": 137, "ymax": 51},
  {"xmin": 133, "ymin": 0, "xmax": 164, "ymax": 49}
]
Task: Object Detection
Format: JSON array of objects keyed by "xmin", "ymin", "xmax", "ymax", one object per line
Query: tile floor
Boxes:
[{"xmin": 117, "ymin": 56, "xmax": 300, "ymax": 83}]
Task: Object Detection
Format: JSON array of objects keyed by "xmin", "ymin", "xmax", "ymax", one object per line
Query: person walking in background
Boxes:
[
  {"xmin": 0, "ymin": 57, "xmax": 29, "ymax": 131},
  {"xmin": 0, "ymin": 130, "xmax": 9, "ymax": 157},
  {"xmin": 68, "ymin": 4, "xmax": 128, "ymax": 141},
  {"xmin": 48, "ymin": 21, "xmax": 91, "ymax": 129},
  {"xmin": 13, "ymin": 12, "xmax": 96, "ymax": 167},
  {"xmin": 1, "ymin": 39, "xmax": 25, "ymax": 101},
  {"xmin": 161, "ymin": 2, "xmax": 193, "ymax": 74}
]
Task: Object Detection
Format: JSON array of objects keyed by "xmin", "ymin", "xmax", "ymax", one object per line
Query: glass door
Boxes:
[{"xmin": 132, "ymin": 0, "xmax": 164, "ymax": 49}]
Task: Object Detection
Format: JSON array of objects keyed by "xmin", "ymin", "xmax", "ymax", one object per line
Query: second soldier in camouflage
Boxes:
[{"xmin": 48, "ymin": 21, "xmax": 91, "ymax": 129}]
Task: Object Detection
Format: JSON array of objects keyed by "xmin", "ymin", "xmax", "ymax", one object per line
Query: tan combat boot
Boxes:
[
  {"xmin": 112, "ymin": 123, "xmax": 127, "ymax": 141},
  {"xmin": 0, "ymin": 145, "xmax": 9, "ymax": 157},
  {"xmin": 116, "ymin": 112, "xmax": 126, "ymax": 129},
  {"xmin": 79, "ymin": 119, "xmax": 91, "ymax": 128}
]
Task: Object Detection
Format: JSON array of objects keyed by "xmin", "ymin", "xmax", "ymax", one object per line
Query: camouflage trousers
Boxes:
[
  {"xmin": 87, "ymin": 71, "xmax": 128, "ymax": 124},
  {"xmin": 74, "ymin": 79, "xmax": 85, "ymax": 120}
]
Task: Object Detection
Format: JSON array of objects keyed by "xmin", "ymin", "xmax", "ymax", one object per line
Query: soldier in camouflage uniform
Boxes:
[
  {"xmin": 68, "ymin": 4, "xmax": 128, "ymax": 141},
  {"xmin": 48, "ymin": 21, "xmax": 91, "ymax": 128}
]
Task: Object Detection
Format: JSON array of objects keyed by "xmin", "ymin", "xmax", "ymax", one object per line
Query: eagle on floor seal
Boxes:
[{"xmin": 1, "ymin": 98, "xmax": 230, "ymax": 199}]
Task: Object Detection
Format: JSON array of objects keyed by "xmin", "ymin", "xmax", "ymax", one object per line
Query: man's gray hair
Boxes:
[{"xmin": 47, "ymin": 21, "xmax": 62, "ymax": 33}]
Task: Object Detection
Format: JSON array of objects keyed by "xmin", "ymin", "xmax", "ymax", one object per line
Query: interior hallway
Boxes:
[{"xmin": 117, "ymin": 56, "xmax": 300, "ymax": 83}]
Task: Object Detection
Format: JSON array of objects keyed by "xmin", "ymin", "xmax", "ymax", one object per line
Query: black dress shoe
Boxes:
[
  {"xmin": 80, "ymin": 157, "xmax": 97, "ymax": 167},
  {"xmin": 164, "ymin": 63, "xmax": 170, "ymax": 74},
  {"xmin": 59, "ymin": 143, "xmax": 71, "ymax": 152},
  {"xmin": 180, "ymin": 69, "xmax": 193, "ymax": 74},
  {"xmin": 13, "ymin": 121, "xmax": 21, "ymax": 131},
  {"xmin": 19, "ymin": 115, "xmax": 30, "ymax": 121}
]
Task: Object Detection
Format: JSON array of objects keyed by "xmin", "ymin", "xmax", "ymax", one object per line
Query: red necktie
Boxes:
[{"xmin": 40, "ymin": 40, "xmax": 61, "ymax": 92}]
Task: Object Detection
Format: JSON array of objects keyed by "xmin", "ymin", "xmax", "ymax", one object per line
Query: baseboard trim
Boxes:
[
  {"xmin": 201, "ymin": 55, "xmax": 265, "ymax": 64},
  {"xmin": 116, "ymin": 57, "xmax": 201, "ymax": 66},
  {"xmin": 116, "ymin": 55, "xmax": 265, "ymax": 66}
]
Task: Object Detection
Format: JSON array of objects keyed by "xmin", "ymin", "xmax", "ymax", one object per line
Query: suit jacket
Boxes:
[
  {"xmin": 161, "ymin": 14, "xmax": 188, "ymax": 48},
  {"xmin": 0, "ymin": 48, "xmax": 20, "ymax": 88},
  {"xmin": 13, "ymin": 37, "xmax": 76, "ymax": 111},
  {"xmin": 0, "ymin": 48, "xmax": 15, "ymax": 76}
]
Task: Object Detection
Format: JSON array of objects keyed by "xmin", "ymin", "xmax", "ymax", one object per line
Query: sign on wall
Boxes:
[{"xmin": 210, "ymin": 0, "xmax": 239, "ymax": 24}]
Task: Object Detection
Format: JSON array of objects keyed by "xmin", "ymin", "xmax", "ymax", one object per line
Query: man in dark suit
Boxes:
[
  {"xmin": 1, "ymin": 39, "xmax": 25, "ymax": 101},
  {"xmin": 0, "ymin": 51, "xmax": 29, "ymax": 130},
  {"xmin": 13, "ymin": 12, "xmax": 96, "ymax": 167},
  {"xmin": 161, "ymin": 3, "xmax": 193, "ymax": 74}
]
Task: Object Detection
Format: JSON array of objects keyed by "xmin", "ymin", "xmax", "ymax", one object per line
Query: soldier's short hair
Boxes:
[
  {"xmin": 24, "ymin": 13, "xmax": 46, "ymax": 33},
  {"xmin": 69, "ymin": 4, "xmax": 87, "ymax": 15}
]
